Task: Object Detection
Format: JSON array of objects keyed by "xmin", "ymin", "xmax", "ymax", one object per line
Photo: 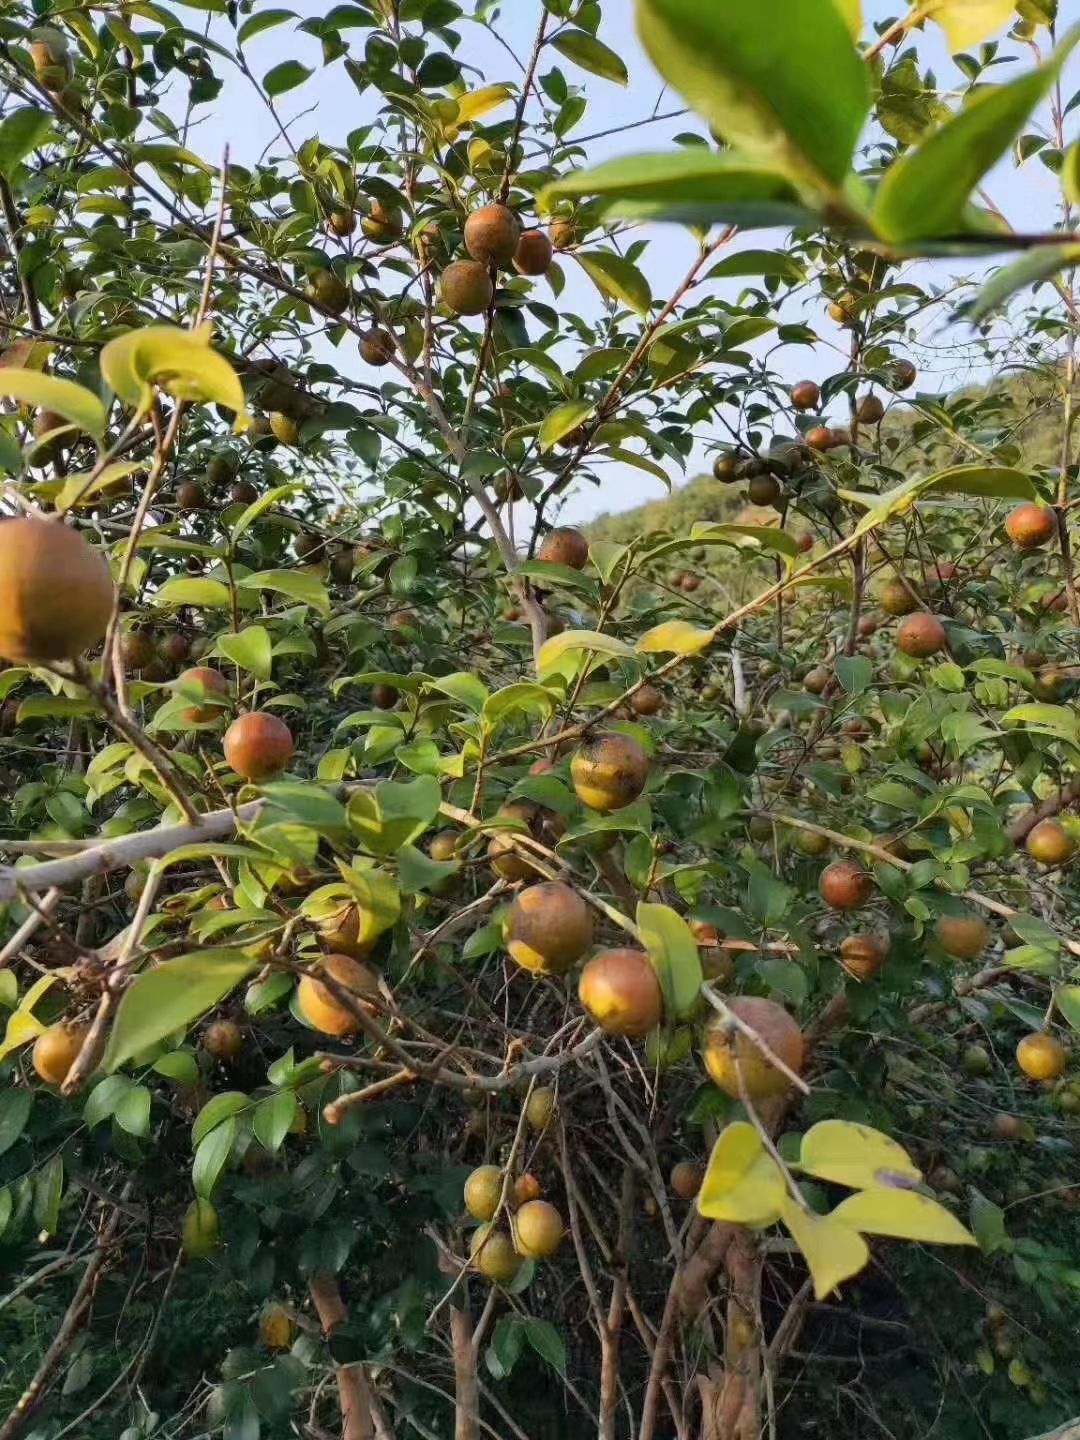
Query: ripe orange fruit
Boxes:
[
  {"xmin": 934, "ymin": 913, "xmax": 989, "ymax": 960},
  {"xmin": 538, "ymin": 526, "xmax": 589, "ymax": 569},
  {"xmin": 316, "ymin": 901, "xmax": 376, "ymax": 960},
  {"xmin": 670, "ymin": 1160, "xmax": 704, "ymax": 1200},
  {"xmin": 1016, "ymin": 1031, "xmax": 1067, "ymax": 1081},
  {"xmin": 702, "ymin": 996, "xmax": 805, "ymax": 1100},
  {"xmin": 806, "ymin": 425, "xmax": 834, "ymax": 451},
  {"xmin": 440, "ymin": 259, "xmax": 494, "ymax": 315},
  {"xmin": 839, "ymin": 932, "xmax": 888, "ymax": 980},
  {"xmin": 514, "ymin": 1173, "xmax": 543, "ymax": 1205},
  {"xmin": 175, "ymin": 666, "xmax": 229, "ymax": 724},
  {"xmin": 1005, "ymin": 503, "xmax": 1056, "ymax": 550},
  {"xmin": 896, "ymin": 612, "xmax": 947, "ymax": 658},
  {"xmin": 1025, "ymin": 818, "xmax": 1075, "ymax": 866},
  {"xmin": 514, "ymin": 229, "xmax": 554, "ymax": 276},
  {"xmin": 0, "ymin": 518, "xmax": 114, "ymax": 663},
  {"xmin": 470, "ymin": 1225, "xmax": 521, "ymax": 1283},
  {"xmin": 790, "ymin": 380, "xmax": 820, "ymax": 411},
  {"xmin": 296, "ymin": 953, "xmax": 380, "ymax": 1036},
  {"xmin": 506, "ymin": 881, "xmax": 593, "ymax": 976},
  {"xmin": 578, "ymin": 949, "xmax": 663, "ymax": 1037},
  {"xmin": 32, "ymin": 1022, "xmax": 89, "ymax": 1086},
  {"xmin": 819, "ymin": 860, "xmax": 874, "ymax": 910},
  {"xmin": 464, "ymin": 1165, "xmax": 503, "ymax": 1222},
  {"xmin": 463, "ymin": 203, "xmax": 520, "ymax": 266},
  {"xmin": 571, "ymin": 732, "xmax": 649, "ymax": 812},
  {"xmin": 514, "ymin": 1200, "xmax": 563, "ymax": 1258},
  {"xmin": 224, "ymin": 712, "xmax": 295, "ymax": 781}
]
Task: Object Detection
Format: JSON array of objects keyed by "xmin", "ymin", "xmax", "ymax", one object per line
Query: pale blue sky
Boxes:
[{"xmin": 181, "ymin": 0, "xmax": 1076, "ymax": 524}]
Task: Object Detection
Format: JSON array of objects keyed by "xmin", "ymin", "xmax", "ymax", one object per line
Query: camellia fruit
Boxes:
[
  {"xmin": 935, "ymin": 913, "xmax": 989, "ymax": 960},
  {"xmin": 712, "ymin": 453, "xmax": 738, "ymax": 481},
  {"xmin": 878, "ymin": 578, "xmax": 919, "ymax": 616},
  {"xmin": 578, "ymin": 948, "xmax": 663, "ymax": 1037},
  {"xmin": 487, "ymin": 800, "xmax": 545, "ymax": 882},
  {"xmin": 464, "ymin": 1165, "xmax": 503, "ymax": 1222},
  {"xmin": 550, "ymin": 215, "xmax": 577, "ymax": 251},
  {"xmin": 702, "ymin": 996, "xmax": 805, "ymax": 1100},
  {"xmin": 630, "ymin": 684, "xmax": 663, "ymax": 717},
  {"xmin": 856, "ymin": 393, "xmax": 885, "ymax": 424},
  {"xmin": 32, "ymin": 1022, "xmax": 89, "ymax": 1086},
  {"xmin": 506, "ymin": 881, "xmax": 593, "ymax": 976},
  {"xmin": 182, "ymin": 1198, "xmax": 221, "ymax": 1259},
  {"xmin": 670, "ymin": 1160, "xmax": 704, "ymax": 1200},
  {"xmin": 514, "ymin": 229, "xmax": 554, "ymax": 276},
  {"xmin": 175, "ymin": 666, "xmax": 229, "ymax": 724},
  {"xmin": 463, "ymin": 203, "xmax": 520, "ymax": 267},
  {"xmin": 440, "ymin": 259, "xmax": 494, "ymax": 316},
  {"xmin": 1025, "ymin": 818, "xmax": 1076, "ymax": 867},
  {"xmin": 514, "ymin": 1173, "xmax": 543, "ymax": 1205},
  {"xmin": 525, "ymin": 1086, "xmax": 556, "ymax": 1131},
  {"xmin": 359, "ymin": 327, "xmax": 394, "ymax": 366},
  {"xmin": 204, "ymin": 1019, "xmax": 244, "ymax": 1060},
  {"xmin": 571, "ymin": 732, "xmax": 649, "ymax": 812},
  {"xmin": 259, "ymin": 1303, "xmax": 295, "ymax": 1350},
  {"xmin": 0, "ymin": 517, "xmax": 114, "ymax": 664},
  {"xmin": 514, "ymin": 1200, "xmax": 564, "ymax": 1259},
  {"xmin": 296, "ymin": 953, "xmax": 380, "ymax": 1037},
  {"xmin": 538, "ymin": 525, "xmax": 589, "ymax": 569},
  {"xmin": 896, "ymin": 612, "xmax": 947, "ymax": 658},
  {"xmin": 839, "ymin": 932, "xmax": 888, "ymax": 980},
  {"xmin": 790, "ymin": 380, "xmax": 820, "ymax": 411},
  {"xmin": 470, "ymin": 1225, "xmax": 521, "ymax": 1283},
  {"xmin": 1005, "ymin": 503, "xmax": 1056, "ymax": 549},
  {"xmin": 224, "ymin": 712, "xmax": 295, "ymax": 781},
  {"xmin": 820, "ymin": 859, "xmax": 874, "ymax": 910},
  {"xmin": 747, "ymin": 474, "xmax": 782, "ymax": 508},
  {"xmin": 1016, "ymin": 1031, "xmax": 1067, "ymax": 1081}
]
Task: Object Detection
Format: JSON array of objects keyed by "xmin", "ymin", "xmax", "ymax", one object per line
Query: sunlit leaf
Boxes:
[
  {"xmin": 636, "ymin": 902, "xmax": 703, "ymax": 1019},
  {"xmin": 576, "ymin": 251, "xmax": 652, "ymax": 315},
  {"xmin": 537, "ymin": 628, "xmax": 636, "ymax": 679},
  {"xmin": 104, "ymin": 950, "xmax": 258, "ymax": 1072},
  {"xmin": 798, "ymin": 1120, "xmax": 922, "ymax": 1190},
  {"xmin": 781, "ymin": 1196, "xmax": 870, "ymax": 1299},
  {"xmin": 923, "ymin": 0, "xmax": 1016, "ymax": 50},
  {"xmin": 697, "ymin": 1121, "xmax": 785, "ymax": 1225},
  {"xmin": 831, "ymin": 1188, "xmax": 978, "ymax": 1245},
  {"xmin": 101, "ymin": 323, "xmax": 250, "ymax": 427},
  {"xmin": 636, "ymin": 620, "xmax": 714, "ymax": 655},
  {"xmin": 0, "ymin": 370, "xmax": 106, "ymax": 442}
]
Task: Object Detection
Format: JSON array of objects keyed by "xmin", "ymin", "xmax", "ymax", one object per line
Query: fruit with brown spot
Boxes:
[
  {"xmin": 550, "ymin": 216, "xmax": 577, "ymax": 250},
  {"xmin": 121, "ymin": 631, "xmax": 155, "ymax": 671},
  {"xmin": 1005, "ymin": 503, "xmax": 1056, "ymax": 549},
  {"xmin": 464, "ymin": 204, "xmax": 520, "ymax": 267},
  {"xmin": 327, "ymin": 207, "xmax": 356, "ymax": 236},
  {"xmin": 891, "ymin": 358, "xmax": 917, "ymax": 389},
  {"xmin": 803, "ymin": 666, "xmax": 829, "ymax": 695},
  {"xmin": 161, "ymin": 632, "xmax": 191, "ymax": 666},
  {"xmin": 630, "ymin": 684, "xmax": 663, "ymax": 717},
  {"xmin": 224, "ymin": 712, "xmax": 295, "ymax": 781},
  {"xmin": 578, "ymin": 948, "xmax": 663, "ymax": 1037},
  {"xmin": 538, "ymin": 526, "xmax": 589, "ymax": 569},
  {"xmin": 0, "ymin": 518, "xmax": 114, "ymax": 664},
  {"xmin": 514, "ymin": 229, "xmax": 554, "ymax": 275},
  {"xmin": 361, "ymin": 201, "xmax": 402, "ymax": 244},
  {"xmin": 820, "ymin": 859, "xmax": 873, "ymax": 910},
  {"xmin": 440, "ymin": 260, "xmax": 494, "ymax": 315},
  {"xmin": 204, "ymin": 1020, "xmax": 244, "ymax": 1060},
  {"xmin": 702, "ymin": 996, "xmax": 805, "ymax": 1099},
  {"xmin": 297, "ymin": 953, "xmax": 380, "ymax": 1036},
  {"xmin": 571, "ymin": 732, "xmax": 649, "ymax": 811},
  {"xmin": 507, "ymin": 881, "xmax": 593, "ymax": 976},
  {"xmin": 856, "ymin": 394, "xmax": 885, "ymax": 424},
  {"xmin": 896, "ymin": 612, "xmax": 947, "ymax": 658},
  {"xmin": 713, "ymin": 453, "xmax": 738, "ymax": 481},
  {"xmin": 839, "ymin": 932, "xmax": 888, "ymax": 980},
  {"xmin": 879, "ymin": 578, "xmax": 919, "ymax": 616}
]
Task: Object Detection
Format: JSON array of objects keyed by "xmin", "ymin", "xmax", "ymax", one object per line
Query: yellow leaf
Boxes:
[
  {"xmin": 101, "ymin": 323, "xmax": 250, "ymax": 428},
  {"xmin": 537, "ymin": 628, "xmax": 635, "ymax": 680},
  {"xmin": 831, "ymin": 1188, "xmax": 978, "ymax": 1246},
  {"xmin": 0, "ymin": 972, "xmax": 59, "ymax": 1063},
  {"xmin": 798, "ymin": 1120, "xmax": 922, "ymax": 1191},
  {"xmin": 697, "ymin": 1121, "xmax": 785, "ymax": 1226},
  {"xmin": 49, "ymin": 462, "xmax": 143, "ymax": 513},
  {"xmin": 924, "ymin": 0, "xmax": 1016, "ymax": 51},
  {"xmin": 0, "ymin": 339, "xmax": 51, "ymax": 372},
  {"xmin": 781, "ymin": 1195, "xmax": 870, "ymax": 1299},
  {"xmin": 832, "ymin": 0, "xmax": 863, "ymax": 38},
  {"xmin": 441, "ymin": 83, "xmax": 513, "ymax": 137},
  {"xmin": 636, "ymin": 620, "xmax": 714, "ymax": 656},
  {"xmin": 0, "ymin": 370, "xmax": 107, "ymax": 441}
]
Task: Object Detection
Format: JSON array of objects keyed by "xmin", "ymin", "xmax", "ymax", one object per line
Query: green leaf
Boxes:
[
  {"xmin": 33, "ymin": 1156, "xmax": 63, "ymax": 1235},
  {"xmin": 969, "ymin": 1189, "xmax": 1008, "ymax": 1254},
  {"xmin": 236, "ymin": 568, "xmax": 330, "ymax": 616},
  {"xmin": 193, "ymin": 1091, "xmax": 251, "ymax": 1144},
  {"xmin": 0, "ymin": 1089, "xmax": 32, "ymax": 1157},
  {"xmin": 781, "ymin": 1195, "xmax": 870, "ymax": 1300},
  {"xmin": 0, "ymin": 107, "xmax": 53, "ymax": 179},
  {"xmin": 217, "ymin": 626, "xmax": 273, "ymax": 681},
  {"xmin": 229, "ymin": 481, "xmax": 304, "ymax": 544},
  {"xmin": 960, "ymin": 244, "xmax": 1080, "ymax": 322},
  {"xmin": 576, "ymin": 251, "xmax": 652, "ymax": 315},
  {"xmin": 103, "ymin": 950, "xmax": 258, "ymax": 1072},
  {"xmin": 843, "ymin": 465, "xmax": 1037, "ymax": 537},
  {"xmin": 545, "ymin": 151, "xmax": 808, "ymax": 228},
  {"xmin": 634, "ymin": 0, "xmax": 871, "ymax": 188},
  {"xmin": 101, "ymin": 323, "xmax": 249, "ymax": 424},
  {"xmin": 834, "ymin": 655, "xmax": 872, "ymax": 694},
  {"xmin": 537, "ymin": 628, "xmax": 636, "ymax": 679},
  {"xmin": 238, "ymin": 7, "xmax": 296, "ymax": 42},
  {"xmin": 550, "ymin": 28, "xmax": 627, "ymax": 84},
  {"xmin": 1057, "ymin": 985, "xmax": 1080, "ymax": 1033},
  {"xmin": 427, "ymin": 672, "xmax": 490, "ymax": 713},
  {"xmin": 348, "ymin": 778, "xmax": 443, "ymax": 857},
  {"xmin": 253, "ymin": 1090, "xmax": 297, "ymax": 1153},
  {"xmin": 523, "ymin": 1318, "xmax": 568, "ymax": 1375},
  {"xmin": 873, "ymin": 28, "xmax": 1080, "ymax": 243},
  {"xmin": 1001, "ymin": 703, "xmax": 1078, "ymax": 739},
  {"xmin": 708, "ymin": 248, "xmax": 806, "ymax": 282},
  {"xmin": 263, "ymin": 59, "xmax": 313, "ymax": 96},
  {"xmin": 192, "ymin": 1115, "xmax": 237, "ymax": 1199},
  {"xmin": 155, "ymin": 577, "xmax": 233, "ymax": 609},
  {"xmin": 830, "ymin": 1188, "xmax": 977, "ymax": 1245},
  {"xmin": 636, "ymin": 902, "xmax": 703, "ymax": 1020},
  {"xmin": 114, "ymin": 1084, "xmax": 152, "ymax": 1138},
  {"xmin": 698, "ymin": 1121, "xmax": 785, "ymax": 1225},
  {"xmin": 798, "ymin": 1121, "xmax": 922, "ymax": 1191},
  {"xmin": 0, "ymin": 370, "xmax": 106, "ymax": 442},
  {"xmin": 538, "ymin": 399, "xmax": 595, "ymax": 451}
]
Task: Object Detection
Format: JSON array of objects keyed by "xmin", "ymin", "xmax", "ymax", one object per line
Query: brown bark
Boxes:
[
  {"xmin": 711, "ymin": 1232, "xmax": 763, "ymax": 1440},
  {"xmin": 450, "ymin": 1301, "xmax": 480, "ymax": 1440},
  {"xmin": 308, "ymin": 1272, "xmax": 390, "ymax": 1440}
]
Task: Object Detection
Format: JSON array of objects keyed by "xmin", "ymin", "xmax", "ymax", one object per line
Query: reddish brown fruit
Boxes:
[
  {"xmin": 1005, "ymin": 503, "xmax": 1056, "ymax": 550},
  {"xmin": 297, "ymin": 953, "xmax": 380, "ymax": 1037},
  {"xmin": 856, "ymin": 394, "xmax": 885, "ymax": 424},
  {"xmin": 360, "ymin": 327, "xmax": 394, "ymax": 366},
  {"xmin": 0, "ymin": 517, "xmax": 114, "ymax": 663},
  {"xmin": 514, "ymin": 229, "xmax": 554, "ymax": 276},
  {"xmin": 160, "ymin": 631, "xmax": 191, "ymax": 665},
  {"xmin": 797, "ymin": 533, "xmax": 814, "ymax": 553},
  {"xmin": 578, "ymin": 949, "xmax": 663, "ymax": 1037},
  {"xmin": 1025, "ymin": 818, "xmax": 1076, "ymax": 866},
  {"xmin": 820, "ymin": 859, "xmax": 874, "ymax": 910},
  {"xmin": 896, "ymin": 612, "xmax": 947, "ymax": 658},
  {"xmin": 440, "ymin": 260, "xmax": 494, "ymax": 316},
  {"xmin": 630, "ymin": 684, "xmax": 663, "ymax": 717},
  {"xmin": 463, "ymin": 203, "xmax": 520, "ymax": 267},
  {"xmin": 514, "ymin": 1173, "xmax": 543, "ymax": 1205},
  {"xmin": 120, "ymin": 631, "xmax": 155, "ymax": 671},
  {"xmin": 935, "ymin": 913, "xmax": 989, "ymax": 960},
  {"xmin": 670, "ymin": 1160, "xmax": 704, "ymax": 1200},
  {"xmin": 230, "ymin": 479, "xmax": 259, "ymax": 505},
  {"xmin": 371, "ymin": 683, "xmax": 399, "ymax": 710},
  {"xmin": 175, "ymin": 667, "xmax": 229, "ymax": 724},
  {"xmin": 487, "ymin": 800, "xmax": 545, "ymax": 882},
  {"xmin": 803, "ymin": 666, "xmax": 830, "ymax": 695},
  {"xmin": 681, "ymin": 573, "xmax": 700, "ymax": 592},
  {"xmin": 891, "ymin": 358, "xmax": 917, "ymax": 389},
  {"xmin": 550, "ymin": 216, "xmax": 577, "ymax": 251},
  {"xmin": 839, "ymin": 932, "xmax": 888, "ymax": 980},
  {"xmin": 538, "ymin": 526, "xmax": 589, "ymax": 569},
  {"xmin": 224, "ymin": 712, "xmax": 295, "ymax": 781},
  {"xmin": 747, "ymin": 473, "xmax": 782, "ymax": 508},
  {"xmin": 177, "ymin": 480, "xmax": 208, "ymax": 512},
  {"xmin": 702, "ymin": 996, "xmax": 806, "ymax": 1099},
  {"xmin": 806, "ymin": 425, "xmax": 834, "ymax": 451},
  {"xmin": 571, "ymin": 732, "xmax": 649, "ymax": 812},
  {"xmin": 993, "ymin": 1112, "xmax": 1022, "ymax": 1141},
  {"xmin": 790, "ymin": 380, "xmax": 821, "ymax": 411},
  {"xmin": 507, "ymin": 881, "xmax": 593, "ymax": 976},
  {"xmin": 204, "ymin": 1019, "xmax": 244, "ymax": 1060}
]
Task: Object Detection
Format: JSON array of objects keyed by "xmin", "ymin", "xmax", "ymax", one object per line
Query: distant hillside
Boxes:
[{"xmin": 586, "ymin": 367, "xmax": 1066, "ymax": 545}]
